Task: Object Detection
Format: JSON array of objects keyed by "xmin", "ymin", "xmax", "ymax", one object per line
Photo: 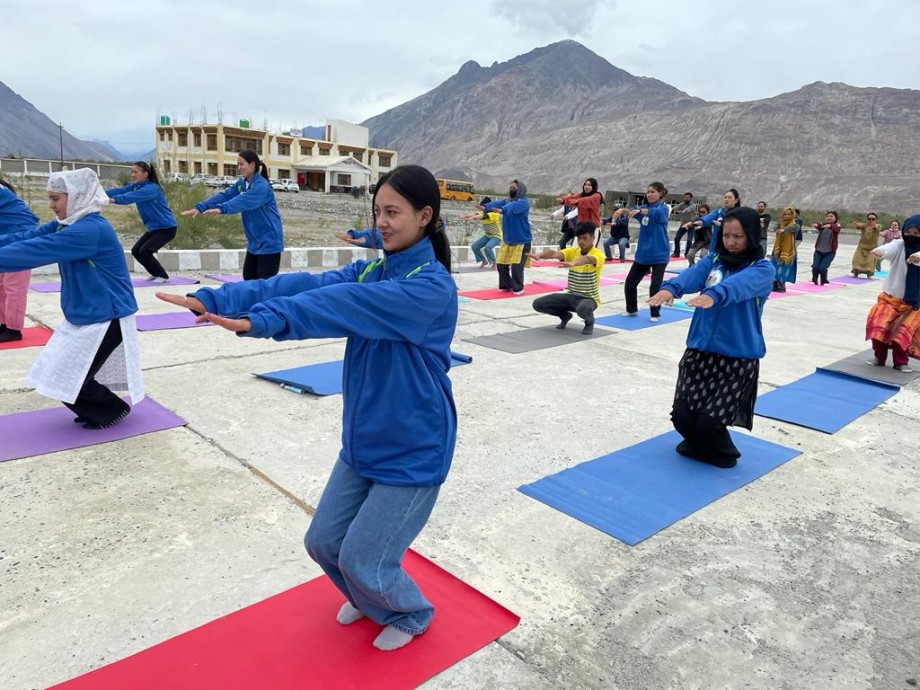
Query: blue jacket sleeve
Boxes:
[
  {"xmin": 347, "ymin": 228, "xmax": 382, "ymax": 247},
  {"xmin": 699, "ymin": 209, "xmax": 721, "ymax": 225},
  {"xmin": 498, "ymin": 198, "xmax": 529, "ymax": 216},
  {"xmin": 189, "ymin": 263, "xmax": 366, "ymax": 315},
  {"xmin": 216, "ymin": 182, "xmax": 272, "ymax": 215},
  {"xmin": 0, "ymin": 220, "xmax": 57, "ymax": 245},
  {"xmin": 195, "ymin": 185, "xmax": 241, "ymax": 212},
  {"xmin": 483, "ymin": 199, "xmax": 508, "ymax": 212},
  {"xmin": 702, "ymin": 260, "xmax": 775, "ymax": 305},
  {"xmin": 108, "ymin": 184, "xmax": 161, "ymax": 205},
  {"xmin": 647, "ymin": 205, "xmax": 669, "ymax": 223},
  {"xmin": 660, "ymin": 254, "xmax": 715, "ymax": 297},
  {"xmin": 242, "ymin": 270, "xmax": 454, "ymax": 343},
  {"xmin": 0, "ymin": 222, "xmax": 100, "ymax": 272},
  {"xmin": 105, "ymin": 184, "xmax": 132, "ymax": 197}
]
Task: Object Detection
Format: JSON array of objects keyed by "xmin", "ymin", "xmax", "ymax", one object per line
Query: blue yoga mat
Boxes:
[
  {"xmin": 595, "ymin": 308, "xmax": 693, "ymax": 331},
  {"xmin": 518, "ymin": 430, "xmax": 800, "ymax": 546},
  {"xmin": 255, "ymin": 352, "xmax": 472, "ymax": 396},
  {"xmin": 754, "ymin": 369, "xmax": 898, "ymax": 434}
]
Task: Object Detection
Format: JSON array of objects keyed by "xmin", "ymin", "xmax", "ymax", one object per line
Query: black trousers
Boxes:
[
  {"xmin": 558, "ymin": 227, "xmax": 575, "ymax": 249},
  {"xmin": 131, "ymin": 228, "xmax": 176, "ymax": 279},
  {"xmin": 497, "ymin": 243, "xmax": 530, "ymax": 292},
  {"xmin": 243, "ymin": 252, "xmax": 282, "ymax": 280},
  {"xmin": 63, "ymin": 319, "xmax": 130, "ymax": 426},
  {"xmin": 672, "ymin": 226, "xmax": 694, "ymax": 256},
  {"xmin": 623, "ymin": 261, "xmax": 667, "ymax": 316},
  {"xmin": 670, "ymin": 399, "xmax": 741, "ymax": 462},
  {"xmin": 533, "ymin": 292, "xmax": 596, "ymax": 325}
]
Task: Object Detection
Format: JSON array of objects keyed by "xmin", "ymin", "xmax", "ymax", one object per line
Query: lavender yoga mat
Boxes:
[
  {"xmin": 0, "ymin": 397, "xmax": 186, "ymax": 462},
  {"xmin": 205, "ymin": 273, "xmax": 244, "ymax": 283},
  {"xmin": 30, "ymin": 277, "xmax": 199, "ymax": 293},
  {"xmin": 136, "ymin": 312, "xmax": 214, "ymax": 331},
  {"xmin": 829, "ymin": 275, "xmax": 875, "ymax": 285}
]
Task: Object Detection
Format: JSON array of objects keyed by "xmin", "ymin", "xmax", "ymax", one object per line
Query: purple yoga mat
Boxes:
[
  {"xmin": 30, "ymin": 277, "xmax": 199, "ymax": 293},
  {"xmin": 205, "ymin": 273, "xmax": 244, "ymax": 283},
  {"xmin": 136, "ymin": 312, "xmax": 214, "ymax": 331},
  {"xmin": 829, "ymin": 275, "xmax": 875, "ymax": 285},
  {"xmin": 0, "ymin": 397, "xmax": 186, "ymax": 462},
  {"xmin": 786, "ymin": 282, "xmax": 845, "ymax": 294}
]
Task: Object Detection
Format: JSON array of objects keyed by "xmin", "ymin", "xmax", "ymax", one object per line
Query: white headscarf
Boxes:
[{"xmin": 47, "ymin": 168, "xmax": 110, "ymax": 226}]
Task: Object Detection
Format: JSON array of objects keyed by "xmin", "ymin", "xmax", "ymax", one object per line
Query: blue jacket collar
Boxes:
[{"xmin": 382, "ymin": 235, "xmax": 437, "ymax": 278}]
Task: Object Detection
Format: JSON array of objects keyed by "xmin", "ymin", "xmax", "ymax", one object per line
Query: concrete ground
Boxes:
[{"xmin": 1, "ymin": 239, "xmax": 918, "ymax": 690}]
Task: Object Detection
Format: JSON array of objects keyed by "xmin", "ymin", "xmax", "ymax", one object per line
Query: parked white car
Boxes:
[{"xmin": 271, "ymin": 179, "xmax": 299, "ymax": 193}]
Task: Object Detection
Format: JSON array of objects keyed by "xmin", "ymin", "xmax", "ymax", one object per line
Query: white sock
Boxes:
[
  {"xmin": 372, "ymin": 625, "xmax": 414, "ymax": 651},
  {"xmin": 336, "ymin": 602, "xmax": 366, "ymax": 625}
]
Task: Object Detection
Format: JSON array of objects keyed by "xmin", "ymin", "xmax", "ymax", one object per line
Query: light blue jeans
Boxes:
[
  {"xmin": 603, "ymin": 236, "xmax": 628, "ymax": 260},
  {"xmin": 305, "ymin": 459, "xmax": 440, "ymax": 635},
  {"xmin": 471, "ymin": 235, "xmax": 501, "ymax": 264}
]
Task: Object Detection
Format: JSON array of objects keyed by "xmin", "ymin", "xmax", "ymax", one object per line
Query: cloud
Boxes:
[{"xmin": 489, "ymin": 0, "xmax": 607, "ymax": 37}]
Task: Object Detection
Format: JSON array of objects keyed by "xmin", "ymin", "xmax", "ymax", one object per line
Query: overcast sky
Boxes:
[{"xmin": 5, "ymin": 0, "xmax": 918, "ymax": 155}]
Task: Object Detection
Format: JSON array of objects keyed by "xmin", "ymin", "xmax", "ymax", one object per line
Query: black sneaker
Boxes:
[
  {"xmin": 0, "ymin": 329, "xmax": 22, "ymax": 342},
  {"xmin": 556, "ymin": 314, "xmax": 572, "ymax": 330},
  {"xmin": 82, "ymin": 409, "xmax": 129, "ymax": 430}
]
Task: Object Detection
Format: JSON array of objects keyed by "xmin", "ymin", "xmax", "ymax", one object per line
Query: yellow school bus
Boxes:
[{"xmin": 436, "ymin": 178, "xmax": 475, "ymax": 202}]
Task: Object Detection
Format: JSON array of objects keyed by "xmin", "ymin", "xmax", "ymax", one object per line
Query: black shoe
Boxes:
[
  {"xmin": 73, "ymin": 417, "xmax": 89, "ymax": 424},
  {"xmin": 556, "ymin": 314, "xmax": 572, "ymax": 330},
  {"xmin": 581, "ymin": 323, "xmax": 594, "ymax": 335},
  {"xmin": 0, "ymin": 329, "xmax": 22, "ymax": 342},
  {"xmin": 676, "ymin": 440, "xmax": 695, "ymax": 457},
  {"xmin": 82, "ymin": 409, "xmax": 129, "ymax": 430},
  {"xmin": 0, "ymin": 323, "xmax": 6, "ymax": 333}
]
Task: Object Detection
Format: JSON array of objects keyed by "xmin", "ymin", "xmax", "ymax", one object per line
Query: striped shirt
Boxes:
[{"xmin": 562, "ymin": 246, "xmax": 605, "ymax": 305}]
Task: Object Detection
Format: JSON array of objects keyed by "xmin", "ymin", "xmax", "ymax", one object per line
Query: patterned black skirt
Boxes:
[{"xmin": 674, "ymin": 348, "xmax": 760, "ymax": 429}]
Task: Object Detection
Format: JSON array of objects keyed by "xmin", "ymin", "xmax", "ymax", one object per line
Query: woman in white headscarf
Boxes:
[{"xmin": 0, "ymin": 168, "xmax": 143, "ymax": 428}]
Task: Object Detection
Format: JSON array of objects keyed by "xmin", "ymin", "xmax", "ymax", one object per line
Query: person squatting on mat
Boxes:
[
  {"xmin": 601, "ymin": 211, "xmax": 631, "ymax": 262},
  {"xmin": 106, "ymin": 161, "xmax": 177, "ymax": 283},
  {"xmin": 648, "ymin": 207, "xmax": 774, "ymax": 468},
  {"xmin": 0, "ymin": 179, "xmax": 39, "ymax": 343},
  {"xmin": 484, "ymin": 180, "xmax": 532, "ymax": 294},
  {"xmin": 0, "ymin": 168, "xmax": 144, "ymax": 428},
  {"xmin": 461, "ymin": 197, "xmax": 502, "ymax": 268},
  {"xmin": 685, "ymin": 204, "xmax": 712, "ymax": 266},
  {"xmin": 530, "ymin": 221, "xmax": 605, "ymax": 335},
  {"xmin": 865, "ymin": 213, "xmax": 920, "ymax": 373},
  {"xmin": 157, "ymin": 165, "xmax": 457, "ymax": 652},
  {"xmin": 181, "ymin": 149, "xmax": 283, "ymax": 280},
  {"xmin": 614, "ymin": 181, "xmax": 670, "ymax": 322},
  {"xmin": 810, "ymin": 211, "xmax": 840, "ymax": 285}
]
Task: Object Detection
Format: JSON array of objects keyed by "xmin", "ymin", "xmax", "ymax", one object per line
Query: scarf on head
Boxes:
[
  {"xmin": 716, "ymin": 206, "xmax": 764, "ymax": 270},
  {"xmin": 773, "ymin": 206, "xmax": 797, "ymax": 263},
  {"xmin": 47, "ymin": 168, "xmax": 110, "ymax": 226},
  {"xmin": 581, "ymin": 177, "xmax": 601, "ymax": 198},
  {"xmin": 902, "ymin": 214, "xmax": 920, "ymax": 310}
]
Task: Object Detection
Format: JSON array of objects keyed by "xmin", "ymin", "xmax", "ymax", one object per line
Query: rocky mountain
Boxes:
[
  {"xmin": 0, "ymin": 81, "xmax": 119, "ymax": 161},
  {"xmin": 364, "ymin": 42, "xmax": 920, "ymax": 213}
]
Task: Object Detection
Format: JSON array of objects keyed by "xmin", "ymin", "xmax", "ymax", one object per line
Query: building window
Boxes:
[
  {"xmin": 300, "ymin": 143, "xmax": 312, "ymax": 156},
  {"xmin": 225, "ymin": 135, "xmax": 263, "ymax": 155},
  {"xmin": 223, "ymin": 164, "xmax": 237, "ymax": 177},
  {"xmin": 278, "ymin": 169, "xmax": 290, "ymax": 180},
  {"xmin": 337, "ymin": 173, "xmax": 352, "ymax": 186},
  {"xmin": 378, "ymin": 154, "xmax": 392, "ymax": 168},
  {"xmin": 207, "ymin": 162, "xmax": 218, "ymax": 175},
  {"xmin": 194, "ymin": 161, "xmax": 202, "ymax": 174},
  {"xmin": 207, "ymin": 134, "xmax": 217, "ymax": 151},
  {"xmin": 167, "ymin": 131, "xmax": 173, "ymax": 142},
  {"xmin": 318, "ymin": 146, "xmax": 331, "ymax": 156},
  {"xmin": 159, "ymin": 131, "xmax": 165, "ymax": 142},
  {"xmin": 178, "ymin": 160, "xmax": 188, "ymax": 173},
  {"xmin": 194, "ymin": 132, "xmax": 202, "ymax": 147},
  {"xmin": 178, "ymin": 132, "xmax": 188, "ymax": 147},
  {"xmin": 277, "ymin": 142, "xmax": 291, "ymax": 156},
  {"xmin": 163, "ymin": 160, "xmax": 172, "ymax": 172}
]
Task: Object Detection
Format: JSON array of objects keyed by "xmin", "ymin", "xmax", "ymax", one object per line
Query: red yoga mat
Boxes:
[
  {"xmin": 50, "ymin": 550, "xmax": 520, "ymax": 690},
  {"xmin": 0, "ymin": 326, "xmax": 52, "ymax": 350},
  {"xmin": 459, "ymin": 284, "xmax": 558, "ymax": 300}
]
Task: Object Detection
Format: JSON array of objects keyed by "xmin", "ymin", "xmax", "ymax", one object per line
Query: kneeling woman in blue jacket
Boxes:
[
  {"xmin": 181, "ymin": 149, "xmax": 283, "ymax": 280},
  {"xmin": 159, "ymin": 165, "xmax": 457, "ymax": 651},
  {"xmin": 0, "ymin": 168, "xmax": 143, "ymax": 428},
  {"xmin": 649, "ymin": 207, "xmax": 774, "ymax": 468}
]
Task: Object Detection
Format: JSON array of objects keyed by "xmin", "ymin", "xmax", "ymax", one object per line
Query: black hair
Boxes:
[
  {"xmin": 574, "ymin": 221, "xmax": 596, "ymax": 237},
  {"xmin": 374, "ymin": 165, "xmax": 450, "ymax": 271},
  {"xmin": 698, "ymin": 203, "xmax": 711, "ymax": 214},
  {"xmin": 648, "ymin": 181, "xmax": 666, "ymax": 196},
  {"xmin": 826, "ymin": 210, "xmax": 839, "ymax": 221},
  {"xmin": 726, "ymin": 188, "xmax": 741, "ymax": 206},
  {"xmin": 867, "ymin": 212, "xmax": 878, "ymax": 220},
  {"xmin": 480, "ymin": 196, "xmax": 492, "ymax": 205},
  {"xmin": 239, "ymin": 149, "xmax": 270, "ymax": 181},
  {"xmin": 683, "ymin": 192, "xmax": 693, "ymax": 199},
  {"xmin": 795, "ymin": 208, "xmax": 801, "ymax": 215},
  {"xmin": 133, "ymin": 161, "xmax": 161, "ymax": 187},
  {"xmin": 0, "ymin": 178, "xmax": 16, "ymax": 194},
  {"xmin": 757, "ymin": 200, "xmax": 767, "ymax": 206}
]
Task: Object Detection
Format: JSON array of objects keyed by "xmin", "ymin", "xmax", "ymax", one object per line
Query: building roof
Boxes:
[{"xmin": 291, "ymin": 155, "xmax": 372, "ymax": 173}]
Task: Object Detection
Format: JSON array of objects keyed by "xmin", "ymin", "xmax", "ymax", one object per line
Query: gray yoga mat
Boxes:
[
  {"xmin": 464, "ymin": 324, "xmax": 614, "ymax": 353},
  {"xmin": 819, "ymin": 349, "xmax": 920, "ymax": 386}
]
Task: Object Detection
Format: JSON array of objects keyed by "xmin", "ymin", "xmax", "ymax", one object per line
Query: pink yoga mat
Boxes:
[
  {"xmin": 786, "ymin": 282, "xmax": 845, "ymax": 294},
  {"xmin": 0, "ymin": 326, "xmax": 52, "ymax": 350},
  {"xmin": 768, "ymin": 290, "xmax": 800, "ymax": 299},
  {"xmin": 204, "ymin": 273, "xmax": 243, "ymax": 283},
  {"xmin": 30, "ymin": 277, "xmax": 199, "ymax": 293},
  {"xmin": 136, "ymin": 312, "xmax": 214, "ymax": 331},
  {"xmin": 50, "ymin": 550, "xmax": 520, "ymax": 690},
  {"xmin": 459, "ymin": 284, "xmax": 559, "ymax": 300},
  {"xmin": 0, "ymin": 397, "xmax": 186, "ymax": 462},
  {"xmin": 529, "ymin": 260, "xmax": 565, "ymax": 267}
]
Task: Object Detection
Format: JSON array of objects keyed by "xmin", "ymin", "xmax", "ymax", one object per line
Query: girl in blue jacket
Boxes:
[
  {"xmin": 0, "ymin": 180, "xmax": 39, "ymax": 342},
  {"xmin": 158, "ymin": 165, "xmax": 457, "ymax": 651},
  {"xmin": 106, "ymin": 161, "xmax": 177, "ymax": 282},
  {"xmin": 649, "ymin": 207, "xmax": 774, "ymax": 468},
  {"xmin": 182, "ymin": 149, "xmax": 283, "ymax": 280},
  {"xmin": 613, "ymin": 181, "xmax": 671, "ymax": 321},
  {"xmin": 0, "ymin": 168, "xmax": 143, "ymax": 428}
]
